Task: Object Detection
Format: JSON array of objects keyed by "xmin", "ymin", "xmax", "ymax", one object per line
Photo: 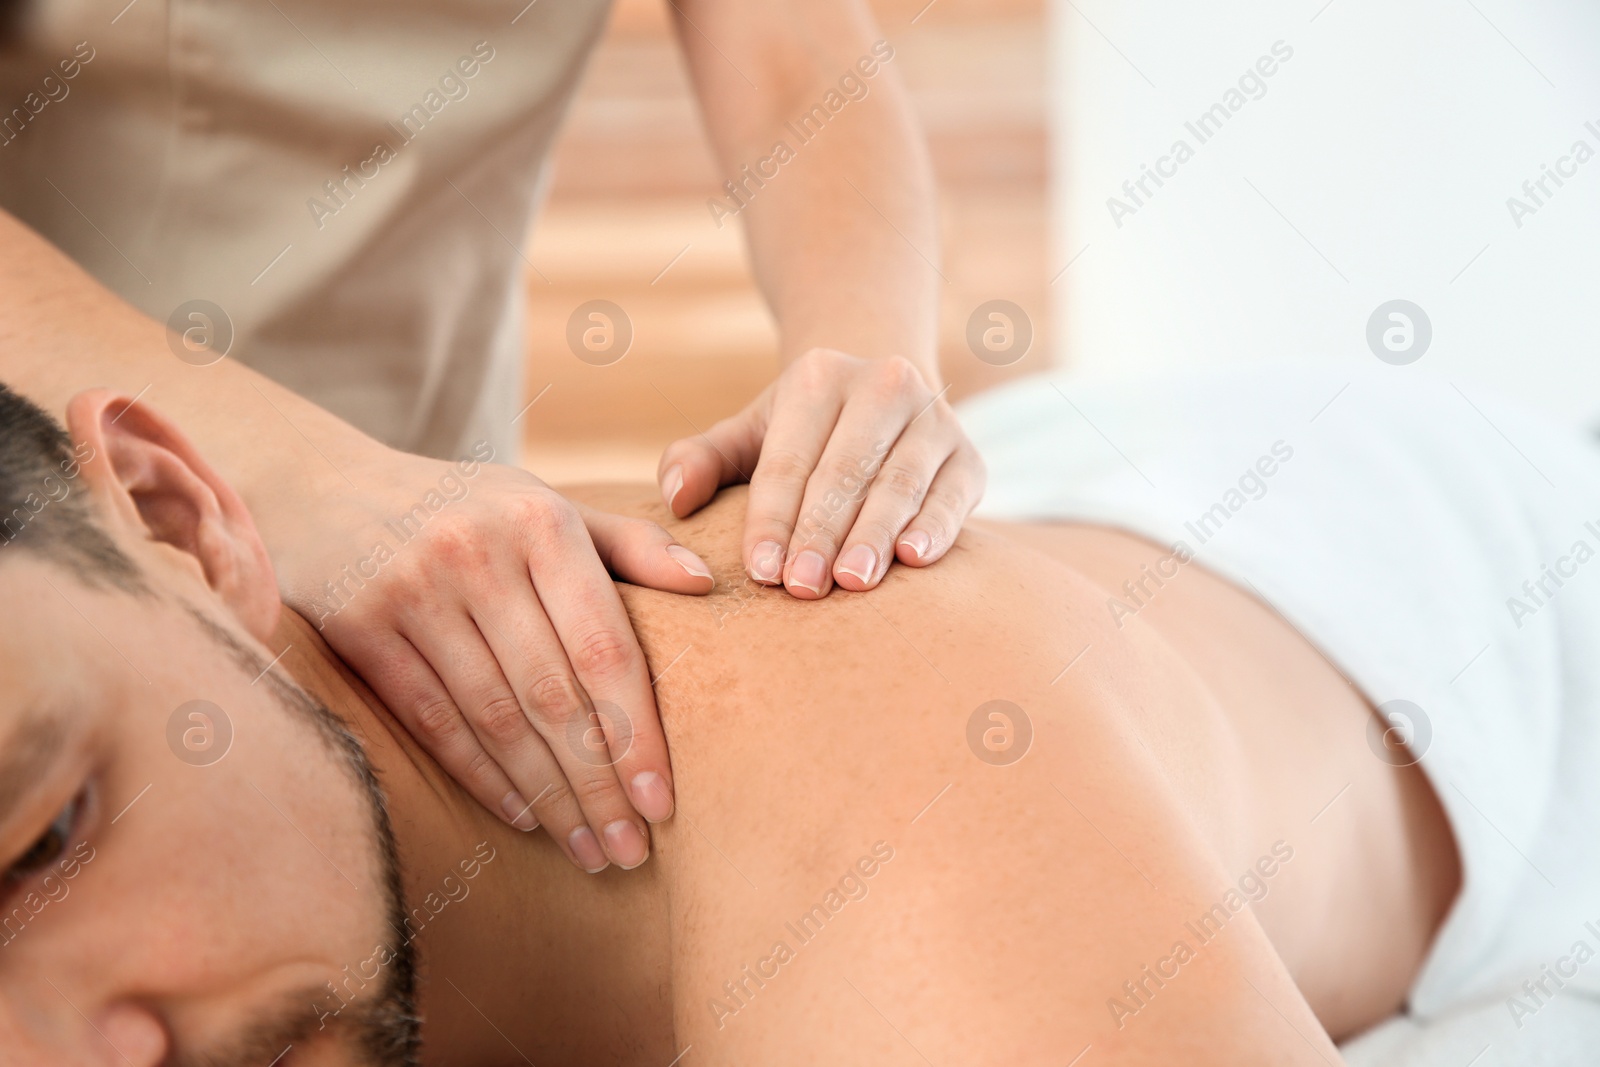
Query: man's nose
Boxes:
[
  {"xmin": 0, "ymin": 994, "xmax": 168, "ymax": 1067},
  {"xmin": 93, "ymin": 1002, "xmax": 168, "ymax": 1066}
]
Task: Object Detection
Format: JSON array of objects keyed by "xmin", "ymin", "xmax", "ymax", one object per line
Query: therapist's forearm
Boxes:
[
  {"xmin": 732, "ymin": 74, "xmax": 941, "ymax": 383},
  {"xmin": 0, "ymin": 208, "xmax": 378, "ymax": 531},
  {"xmin": 745, "ymin": 107, "xmax": 940, "ymax": 377}
]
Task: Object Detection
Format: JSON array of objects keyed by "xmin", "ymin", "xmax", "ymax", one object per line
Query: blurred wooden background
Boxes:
[{"xmin": 520, "ymin": 0, "xmax": 1049, "ymax": 483}]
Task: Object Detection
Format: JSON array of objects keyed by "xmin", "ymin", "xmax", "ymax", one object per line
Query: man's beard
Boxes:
[
  {"xmin": 169, "ymin": 963, "xmax": 421, "ymax": 1067},
  {"xmin": 179, "ymin": 605, "xmax": 425, "ymax": 1066}
]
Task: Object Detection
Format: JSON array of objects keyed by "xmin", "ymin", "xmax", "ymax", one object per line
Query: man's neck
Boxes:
[{"xmin": 275, "ymin": 611, "xmax": 678, "ymax": 1066}]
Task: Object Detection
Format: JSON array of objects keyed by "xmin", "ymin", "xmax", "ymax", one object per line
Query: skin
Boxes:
[
  {"xmin": 658, "ymin": 4, "xmax": 984, "ymax": 594},
  {"xmin": 0, "ymin": 0, "xmax": 977, "ymax": 862},
  {"xmin": 0, "ymin": 393, "xmax": 1458, "ymax": 1065}
]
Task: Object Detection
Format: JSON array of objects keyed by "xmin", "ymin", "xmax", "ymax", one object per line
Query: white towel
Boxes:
[
  {"xmin": 957, "ymin": 365, "xmax": 1600, "ymax": 1022},
  {"xmin": 1342, "ymin": 991, "xmax": 1600, "ymax": 1066}
]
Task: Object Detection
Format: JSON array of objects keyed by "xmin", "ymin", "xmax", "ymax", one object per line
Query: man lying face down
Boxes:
[{"xmin": 0, "ymin": 384, "xmax": 1462, "ymax": 1066}]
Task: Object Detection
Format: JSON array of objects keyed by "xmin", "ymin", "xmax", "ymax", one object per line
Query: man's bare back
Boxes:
[{"xmin": 283, "ymin": 484, "xmax": 1459, "ymax": 1065}]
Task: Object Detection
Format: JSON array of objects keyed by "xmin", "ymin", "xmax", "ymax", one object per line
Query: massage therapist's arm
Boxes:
[
  {"xmin": 658, "ymin": 0, "xmax": 986, "ymax": 598},
  {"xmin": 0, "ymin": 208, "xmax": 708, "ymax": 873}
]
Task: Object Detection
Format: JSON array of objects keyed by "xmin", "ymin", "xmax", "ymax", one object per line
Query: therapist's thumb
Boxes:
[
  {"xmin": 578, "ymin": 505, "xmax": 715, "ymax": 595},
  {"xmin": 657, "ymin": 396, "xmax": 767, "ymax": 518}
]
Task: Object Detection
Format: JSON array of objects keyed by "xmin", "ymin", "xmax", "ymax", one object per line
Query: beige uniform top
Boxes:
[{"xmin": 0, "ymin": 0, "xmax": 613, "ymax": 460}]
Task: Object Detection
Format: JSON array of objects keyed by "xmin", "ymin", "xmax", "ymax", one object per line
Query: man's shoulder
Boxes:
[{"xmin": 571, "ymin": 483, "xmax": 1152, "ymax": 746}]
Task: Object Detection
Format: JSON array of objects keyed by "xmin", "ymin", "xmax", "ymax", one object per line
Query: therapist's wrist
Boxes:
[
  {"xmin": 233, "ymin": 411, "xmax": 396, "ymax": 558},
  {"xmin": 781, "ymin": 344, "xmax": 942, "ymax": 389}
]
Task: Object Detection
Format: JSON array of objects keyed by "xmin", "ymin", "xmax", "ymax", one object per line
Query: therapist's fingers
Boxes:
[
  {"xmin": 341, "ymin": 630, "xmax": 537, "ymax": 835},
  {"xmin": 656, "ymin": 397, "xmax": 767, "ymax": 519},
  {"xmin": 828, "ymin": 424, "xmax": 958, "ymax": 592},
  {"xmin": 522, "ymin": 497, "xmax": 676, "ymax": 836},
  {"xmin": 577, "ymin": 504, "xmax": 714, "ymax": 594},
  {"xmin": 894, "ymin": 442, "xmax": 987, "ymax": 569},
  {"xmin": 741, "ymin": 352, "xmax": 853, "ymax": 585},
  {"xmin": 400, "ymin": 616, "xmax": 620, "ymax": 871},
  {"xmin": 780, "ymin": 387, "xmax": 916, "ymax": 599},
  {"xmin": 411, "ymin": 591, "xmax": 643, "ymax": 873}
]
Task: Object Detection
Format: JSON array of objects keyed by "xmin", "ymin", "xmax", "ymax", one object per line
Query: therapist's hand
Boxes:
[
  {"xmin": 269, "ymin": 447, "xmax": 713, "ymax": 873},
  {"xmin": 657, "ymin": 348, "xmax": 985, "ymax": 598}
]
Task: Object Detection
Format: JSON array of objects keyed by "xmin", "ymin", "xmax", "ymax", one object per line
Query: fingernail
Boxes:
[
  {"xmin": 604, "ymin": 819, "xmax": 650, "ymax": 870},
  {"xmin": 501, "ymin": 791, "xmax": 539, "ymax": 831},
  {"xmin": 900, "ymin": 530, "xmax": 932, "ymax": 562},
  {"xmin": 750, "ymin": 539, "xmax": 784, "ymax": 583},
  {"xmin": 568, "ymin": 826, "xmax": 609, "ymax": 873},
  {"xmin": 835, "ymin": 544, "xmax": 877, "ymax": 586},
  {"xmin": 788, "ymin": 549, "xmax": 828, "ymax": 594},
  {"xmin": 661, "ymin": 465, "xmax": 684, "ymax": 510},
  {"xmin": 631, "ymin": 771, "xmax": 674, "ymax": 823},
  {"xmin": 666, "ymin": 544, "xmax": 712, "ymax": 581}
]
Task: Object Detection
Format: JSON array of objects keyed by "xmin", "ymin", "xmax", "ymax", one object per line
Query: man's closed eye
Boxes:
[{"xmin": 4, "ymin": 787, "xmax": 87, "ymax": 891}]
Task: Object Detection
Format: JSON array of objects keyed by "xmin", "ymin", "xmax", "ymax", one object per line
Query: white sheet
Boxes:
[{"xmin": 1342, "ymin": 991, "xmax": 1600, "ymax": 1067}]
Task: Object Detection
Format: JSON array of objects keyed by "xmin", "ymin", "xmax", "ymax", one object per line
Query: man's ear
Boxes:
[{"xmin": 64, "ymin": 389, "xmax": 280, "ymax": 641}]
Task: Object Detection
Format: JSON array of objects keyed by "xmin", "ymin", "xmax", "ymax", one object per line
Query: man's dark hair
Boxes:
[
  {"xmin": 0, "ymin": 382, "xmax": 143, "ymax": 589},
  {"xmin": 0, "ymin": 0, "xmax": 22, "ymax": 48}
]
